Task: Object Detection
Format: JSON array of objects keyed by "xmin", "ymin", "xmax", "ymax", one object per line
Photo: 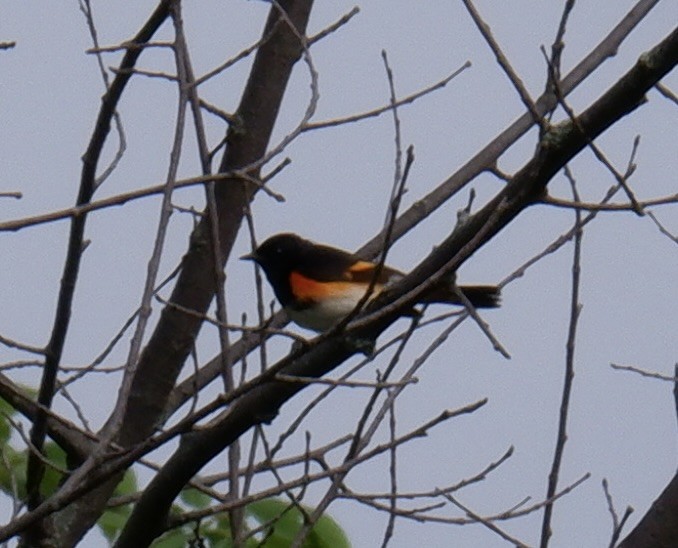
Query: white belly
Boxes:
[{"xmin": 287, "ymin": 285, "xmax": 369, "ymax": 332}]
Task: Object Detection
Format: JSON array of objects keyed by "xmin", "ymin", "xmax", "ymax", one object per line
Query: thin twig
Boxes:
[
  {"xmin": 105, "ymin": 0, "xmax": 186, "ymax": 436},
  {"xmin": 543, "ymin": 192, "xmax": 678, "ymax": 211},
  {"xmin": 350, "ymin": 471, "xmax": 589, "ymax": 527},
  {"xmin": 274, "ymin": 374, "xmax": 417, "ymax": 389},
  {"xmin": 0, "ymin": 170, "xmax": 284, "ymax": 233},
  {"xmin": 328, "ymin": 53, "xmax": 414, "ymax": 333},
  {"xmin": 540, "ymin": 166, "xmax": 584, "ymax": 548},
  {"xmin": 381, "ymin": 388, "xmax": 398, "ymax": 548},
  {"xmin": 610, "ymin": 363, "xmax": 678, "ymax": 382},
  {"xmin": 346, "ymin": 446, "xmax": 514, "ymax": 502},
  {"xmin": 86, "ymin": 40, "xmax": 173, "ymax": 54},
  {"xmin": 647, "ymin": 210, "xmax": 678, "ymax": 244},
  {"xmin": 444, "ymin": 493, "xmax": 532, "ymax": 547},
  {"xmin": 308, "ymin": 6, "xmax": 360, "ymax": 45},
  {"xmin": 461, "ymin": 0, "xmax": 545, "ymax": 131},
  {"xmin": 198, "ymin": 98, "xmax": 236, "ymax": 123},
  {"xmin": 603, "ymin": 478, "xmax": 634, "ymax": 547},
  {"xmin": 194, "ymin": 22, "xmax": 280, "ymax": 87},
  {"xmin": 3, "ymin": 413, "xmax": 69, "ymax": 476},
  {"xmin": 155, "ymin": 295, "xmax": 306, "ymax": 342},
  {"xmin": 110, "ymin": 65, "xmax": 178, "ymax": 81},
  {"xmin": 452, "ymin": 286, "xmax": 510, "ymax": 358},
  {"xmin": 655, "ymin": 82, "xmax": 678, "ymax": 105},
  {"xmin": 0, "ymin": 334, "xmax": 45, "ymax": 356},
  {"xmin": 303, "ymin": 62, "xmax": 471, "ymax": 131},
  {"xmin": 541, "ymin": 47, "xmax": 644, "ymax": 213},
  {"xmin": 543, "ymin": 0, "xmax": 577, "ymax": 122},
  {"xmin": 78, "ymin": 0, "xmax": 127, "ymax": 189}
]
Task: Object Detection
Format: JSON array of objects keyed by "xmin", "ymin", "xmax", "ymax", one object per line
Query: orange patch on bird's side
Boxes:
[
  {"xmin": 289, "ymin": 271, "xmax": 370, "ymax": 302},
  {"xmin": 347, "ymin": 261, "xmax": 376, "ymax": 276}
]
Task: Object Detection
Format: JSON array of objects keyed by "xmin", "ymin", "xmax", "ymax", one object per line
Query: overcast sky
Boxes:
[{"xmin": 1, "ymin": 1, "xmax": 677, "ymax": 546}]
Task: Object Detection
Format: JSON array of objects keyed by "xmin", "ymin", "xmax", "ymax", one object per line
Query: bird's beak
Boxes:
[{"xmin": 240, "ymin": 251, "xmax": 258, "ymax": 262}]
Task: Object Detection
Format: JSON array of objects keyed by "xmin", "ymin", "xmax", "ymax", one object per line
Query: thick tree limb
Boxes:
[
  {"xmin": 0, "ymin": 374, "xmax": 93, "ymax": 462},
  {"xmin": 618, "ymin": 471, "xmax": 678, "ymax": 548}
]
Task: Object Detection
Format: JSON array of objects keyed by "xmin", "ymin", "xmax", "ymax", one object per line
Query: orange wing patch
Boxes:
[
  {"xmin": 289, "ymin": 271, "xmax": 360, "ymax": 302},
  {"xmin": 347, "ymin": 260, "xmax": 402, "ymax": 285},
  {"xmin": 289, "ymin": 270, "xmax": 382, "ymax": 303},
  {"xmin": 347, "ymin": 261, "xmax": 377, "ymax": 276}
]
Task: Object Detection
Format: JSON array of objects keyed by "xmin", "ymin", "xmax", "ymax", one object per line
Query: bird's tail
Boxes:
[{"xmin": 422, "ymin": 284, "xmax": 501, "ymax": 309}]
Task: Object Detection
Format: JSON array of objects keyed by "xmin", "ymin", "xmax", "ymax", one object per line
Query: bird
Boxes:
[{"xmin": 241, "ymin": 233, "xmax": 500, "ymax": 332}]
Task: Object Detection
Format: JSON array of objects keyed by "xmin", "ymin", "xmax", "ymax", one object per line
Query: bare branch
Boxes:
[
  {"xmin": 647, "ymin": 210, "xmax": 678, "ymax": 244},
  {"xmin": 86, "ymin": 40, "xmax": 174, "ymax": 54},
  {"xmin": 303, "ymin": 62, "xmax": 471, "ymax": 131},
  {"xmin": 452, "ymin": 285, "xmax": 510, "ymax": 358},
  {"xmin": 307, "ymin": 6, "xmax": 360, "ymax": 45},
  {"xmin": 655, "ymin": 81, "xmax": 678, "ymax": 105},
  {"xmin": 444, "ymin": 493, "xmax": 531, "ymax": 547},
  {"xmin": 610, "ymin": 363, "xmax": 678, "ymax": 382},
  {"xmin": 602, "ymin": 478, "xmax": 634, "ymax": 547},
  {"xmin": 274, "ymin": 374, "xmax": 417, "ymax": 389},
  {"xmin": 0, "ymin": 334, "xmax": 45, "ymax": 356},
  {"xmin": 0, "ymin": 171, "xmax": 285, "ymax": 233},
  {"xmin": 544, "ymin": 0, "xmax": 577, "ymax": 100},
  {"xmin": 540, "ymin": 167, "xmax": 584, "ymax": 548},
  {"xmin": 461, "ymin": 0, "xmax": 544, "ymax": 130}
]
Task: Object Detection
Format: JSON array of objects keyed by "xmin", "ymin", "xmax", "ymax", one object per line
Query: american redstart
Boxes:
[{"xmin": 242, "ymin": 233, "xmax": 500, "ymax": 332}]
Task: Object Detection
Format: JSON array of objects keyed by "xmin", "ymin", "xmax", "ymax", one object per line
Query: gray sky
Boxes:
[{"xmin": 1, "ymin": 1, "xmax": 677, "ymax": 546}]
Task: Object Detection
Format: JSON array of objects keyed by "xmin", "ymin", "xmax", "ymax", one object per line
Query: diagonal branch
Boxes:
[{"xmin": 618, "ymin": 471, "xmax": 678, "ymax": 547}]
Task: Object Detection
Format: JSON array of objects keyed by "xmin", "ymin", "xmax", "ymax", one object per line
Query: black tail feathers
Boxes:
[
  {"xmin": 456, "ymin": 285, "xmax": 501, "ymax": 308},
  {"xmin": 422, "ymin": 284, "xmax": 501, "ymax": 309}
]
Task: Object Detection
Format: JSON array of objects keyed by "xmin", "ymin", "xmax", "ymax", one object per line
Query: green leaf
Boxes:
[
  {"xmin": 97, "ymin": 471, "xmax": 137, "ymax": 542},
  {"xmin": 304, "ymin": 512, "xmax": 351, "ymax": 548},
  {"xmin": 113, "ymin": 468, "xmax": 138, "ymax": 497},
  {"xmin": 247, "ymin": 499, "xmax": 350, "ymax": 548},
  {"xmin": 0, "ymin": 441, "xmax": 68, "ymax": 501},
  {"xmin": 0, "ymin": 397, "xmax": 18, "ymax": 444},
  {"xmin": 150, "ymin": 527, "xmax": 193, "ymax": 548},
  {"xmin": 180, "ymin": 487, "xmax": 212, "ymax": 509},
  {"xmin": 0, "ymin": 386, "xmax": 37, "ymax": 445},
  {"xmin": 248, "ymin": 498, "xmax": 297, "ymax": 526},
  {"xmin": 98, "ymin": 504, "xmax": 132, "ymax": 543},
  {"xmin": 0, "ymin": 445, "xmax": 27, "ymax": 499},
  {"xmin": 40, "ymin": 443, "xmax": 68, "ymax": 498},
  {"xmin": 200, "ymin": 524, "xmax": 234, "ymax": 547}
]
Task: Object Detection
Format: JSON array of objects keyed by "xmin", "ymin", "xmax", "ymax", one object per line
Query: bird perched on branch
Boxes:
[{"xmin": 242, "ymin": 233, "xmax": 500, "ymax": 332}]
